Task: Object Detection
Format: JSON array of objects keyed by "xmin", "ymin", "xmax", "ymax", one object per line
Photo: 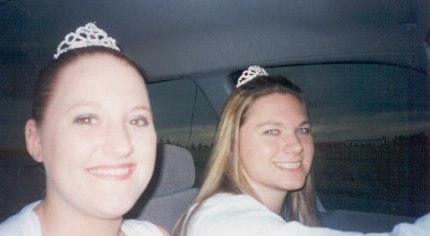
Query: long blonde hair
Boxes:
[{"xmin": 173, "ymin": 75, "xmax": 319, "ymax": 235}]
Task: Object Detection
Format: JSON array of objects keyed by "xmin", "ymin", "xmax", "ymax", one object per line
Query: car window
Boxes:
[
  {"xmin": 147, "ymin": 79, "xmax": 218, "ymax": 186},
  {"xmin": 265, "ymin": 63, "xmax": 429, "ymax": 217}
]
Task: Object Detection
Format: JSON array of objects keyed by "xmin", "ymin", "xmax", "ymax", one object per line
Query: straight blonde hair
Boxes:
[{"xmin": 173, "ymin": 75, "xmax": 319, "ymax": 236}]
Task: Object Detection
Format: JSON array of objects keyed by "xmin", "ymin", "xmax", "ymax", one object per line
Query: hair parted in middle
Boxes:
[{"xmin": 173, "ymin": 67, "xmax": 319, "ymax": 236}]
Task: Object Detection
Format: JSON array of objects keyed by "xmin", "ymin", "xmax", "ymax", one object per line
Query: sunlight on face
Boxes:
[
  {"xmin": 239, "ymin": 93, "xmax": 314, "ymax": 203},
  {"xmin": 35, "ymin": 54, "xmax": 157, "ymax": 219}
]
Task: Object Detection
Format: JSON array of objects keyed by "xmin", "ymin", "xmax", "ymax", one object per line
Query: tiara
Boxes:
[
  {"xmin": 236, "ymin": 65, "xmax": 269, "ymax": 88},
  {"xmin": 53, "ymin": 22, "xmax": 120, "ymax": 59}
]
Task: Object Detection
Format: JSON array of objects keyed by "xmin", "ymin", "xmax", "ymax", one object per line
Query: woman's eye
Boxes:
[
  {"xmin": 297, "ymin": 127, "xmax": 311, "ymax": 134},
  {"xmin": 74, "ymin": 115, "xmax": 97, "ymax": 125},
  {"xmin": 264, "ymin": 129, "xmax": 280, "ymax": 135},
  {"xmin": 130, "ymin": 116, "xmax": 148, "ymax": 127}
]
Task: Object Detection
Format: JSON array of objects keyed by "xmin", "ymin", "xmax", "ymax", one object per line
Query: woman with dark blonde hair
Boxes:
[{"xmin": 173, "ymin": 66, "xmax": 429, "ymax": 236}]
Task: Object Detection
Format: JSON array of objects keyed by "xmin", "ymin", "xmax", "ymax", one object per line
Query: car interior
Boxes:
[{"xmin": 1, "ymin": 0, "xmax": 429, "ymax": 233}]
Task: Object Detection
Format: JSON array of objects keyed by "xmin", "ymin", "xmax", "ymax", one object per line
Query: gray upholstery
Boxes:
[{"xmin": 126, "ymin": 144, "xmax": 198, "ymax": 232}]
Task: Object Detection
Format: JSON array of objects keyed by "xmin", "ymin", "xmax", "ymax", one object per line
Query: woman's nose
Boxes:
[
  {"xmin": 283, "ymin": 134, "xmax": 303, "ymax": 154},
  {"xmin": 103, "ymin": 124, "xmax": 133, "ymax": 158}
]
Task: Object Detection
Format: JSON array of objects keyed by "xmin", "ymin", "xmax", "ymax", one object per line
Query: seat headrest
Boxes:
[{"xmin": 149, "ymin": 144, "xmax": 196, "ymax": 197}]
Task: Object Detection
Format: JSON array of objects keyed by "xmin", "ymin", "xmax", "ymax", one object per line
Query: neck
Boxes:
[
  {"xmin": 246, "ymin": 182, "xmax": 287, "ymax": 214},
  {"xmin": 258, "ymin": 191, "xmax": 287, "ymax": 214},
  {"xmin": 242, "ymin": 170, "xmax": 287, "ymax": 214},
  {"xmin": 35, "ymin": 198, "xmax": 124, "ymax": 236}
]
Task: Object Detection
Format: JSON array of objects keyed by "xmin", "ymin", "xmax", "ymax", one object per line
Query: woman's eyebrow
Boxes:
[
  {"xmin": 64, "ymin": 101, "xmax": 99, "ymax": 113},
  {"xmin": 256, "ymin": 119, "xmax": 311, "ymax": 128},
  {"xmin": 132, "ymin": 105, "xmax": 152, "ymax": 113},
  {"xmin": 255, "ymin": 121, "xmax": 283, "ymax": 128},
  {"xmin": 300, "ymin": 120, "xmax": 311, "ymax": 126}
]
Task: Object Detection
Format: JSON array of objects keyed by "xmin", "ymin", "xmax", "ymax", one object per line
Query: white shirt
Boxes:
[
  {"xmin": 184, "ymin": 193, "xmax": 429, "ymax": 236},
  {"xmin": 0, "ymin": 201, "xmax": 163, "ymax": 236}
]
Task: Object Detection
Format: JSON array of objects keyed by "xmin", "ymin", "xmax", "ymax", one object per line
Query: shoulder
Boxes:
[
  {"xmin": 187, "ymin": 193, "xmax": 285, "ymax": 236},
  {"xmin": 122, "ymin": 219, "xmax": 169, "ymax": 236},
  {"xmin": 390, "ymin": 213, "xmax": 430, "ymax": 236},
  {"xmin": 0, "ymin": 201, "xmax": 42, "ymax": 236},
  {"xmin": 187, "ymin": 194, "xmax": 362, "ymax": 236},
  {"xmin": 196, "ymin": 193, "xmax": 283, "ymax": 219}
]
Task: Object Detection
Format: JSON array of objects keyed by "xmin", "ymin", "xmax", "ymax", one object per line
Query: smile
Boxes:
[
  {"xmin": 86, "ymin": 164, "xmax": 135, "ymax": 179},
  {"xmin": 273, "ymin": 161, "xmax": 301, "ymax": 169}
]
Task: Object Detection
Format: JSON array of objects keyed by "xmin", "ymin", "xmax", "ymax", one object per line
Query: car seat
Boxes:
[{"xmin": 126, "ymin": 143, "xmax": 198, "ymax": 232}]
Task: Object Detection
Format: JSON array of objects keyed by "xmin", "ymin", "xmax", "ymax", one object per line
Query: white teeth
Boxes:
[
  {"xmin": 274, "ymin": 162, "xmax": 301, "ymax": 169},
  {"xmin": 88, "ymin": 167, "xmax": 129, "ymax": 176}
]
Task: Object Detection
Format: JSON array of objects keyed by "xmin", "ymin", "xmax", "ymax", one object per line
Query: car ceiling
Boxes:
[{"xmin": 1, "ymin": 0, "xmax": 429, "ymax": 97}]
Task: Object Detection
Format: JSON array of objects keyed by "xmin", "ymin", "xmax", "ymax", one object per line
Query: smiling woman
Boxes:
[
  {"xmin": 0, "ymin": 23, "xmax": 168, "ymax": 236},
  {"xmin": 173, "ymin": 67, "xmax": 320, "ymax": 235}
]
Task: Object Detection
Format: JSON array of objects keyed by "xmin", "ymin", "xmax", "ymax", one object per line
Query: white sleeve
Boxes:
[
  {"xmin": 187, "ymin": 194, "xmax": 430, "ymax": 236},
  {"xmin": 379, "ymin": 213, "xmax": 430, "ymax": 236},
  {"xmin": 187, "ymin": 194, "xmax": 366, "ymax": 236}
]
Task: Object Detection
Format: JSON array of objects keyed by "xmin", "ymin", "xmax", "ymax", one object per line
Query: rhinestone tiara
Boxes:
[
  {"xmin": 53, "ymin": 22, "xmax": 120, "ymax": 59},
  {"xmin": 236, "ymin": 65, "xmax": 269, "ymax": 88}
]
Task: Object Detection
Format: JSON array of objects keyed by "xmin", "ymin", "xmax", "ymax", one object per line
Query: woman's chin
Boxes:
[{"xmin": 94, "ymin": 200, "xmax": 137, "ymax": 219}]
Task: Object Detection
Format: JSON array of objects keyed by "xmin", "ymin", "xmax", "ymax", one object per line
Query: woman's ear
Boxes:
[{"xmin": 25, "ymin": 119, "xmax": 43, "ymax": 163}]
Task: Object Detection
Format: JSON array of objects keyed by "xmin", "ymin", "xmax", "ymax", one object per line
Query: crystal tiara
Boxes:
[
  {"xmin": 236, "ymin": 65, "xmax": 269, "ymax": 88},
  {"xmin": 53, "ymin": 22, "xmax": 120, "ymax": 59}
]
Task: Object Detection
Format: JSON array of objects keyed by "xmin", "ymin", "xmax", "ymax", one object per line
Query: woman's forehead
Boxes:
[
  {"xmin": 245, "ymin": 93, "xmax": 307, "ymax": 121},
  {"xmin": 48, "ymin": 54, "xmax": 148, "ymax": 108}
]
